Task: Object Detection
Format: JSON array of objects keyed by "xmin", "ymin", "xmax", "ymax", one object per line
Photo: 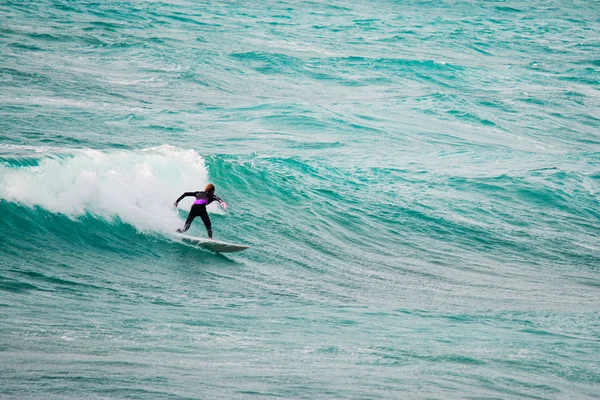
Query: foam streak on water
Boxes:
[{"xmin": 0, "ymin": 0, "xmax": 599, "ymax": 399}]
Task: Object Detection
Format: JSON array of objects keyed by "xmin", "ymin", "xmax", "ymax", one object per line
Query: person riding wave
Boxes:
[{"xmin": 174, "ymin": 183, "xmax": 227, "ymax": 239}]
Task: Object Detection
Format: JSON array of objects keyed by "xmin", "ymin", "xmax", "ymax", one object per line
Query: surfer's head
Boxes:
[{"xmin": 205, "ymin": 183, "xmax": 215, "ymax": 194}]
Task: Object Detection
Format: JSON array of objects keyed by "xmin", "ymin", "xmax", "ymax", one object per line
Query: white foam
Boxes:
[{"xmin": 0, "ymin": 145, "xmax": 217, "ymax": 233}]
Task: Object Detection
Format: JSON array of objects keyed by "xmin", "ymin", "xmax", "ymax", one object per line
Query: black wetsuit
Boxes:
[{"xmin": 176, "ymin": 191, "xmax": 223, "ymax": 237}]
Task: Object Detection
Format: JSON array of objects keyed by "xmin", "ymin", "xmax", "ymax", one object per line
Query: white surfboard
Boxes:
[{"xmin": 175, "ymin": 234, "xmax": 249, "ymax": 253}]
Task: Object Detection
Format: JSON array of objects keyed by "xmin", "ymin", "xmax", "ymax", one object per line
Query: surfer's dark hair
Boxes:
[{"xmin": 205, "ymin": 183, "xmax": 215, "ymax": 193}]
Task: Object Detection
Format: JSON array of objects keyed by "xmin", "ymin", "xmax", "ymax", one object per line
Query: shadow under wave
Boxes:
[{"xmin": 0, "ymin": 200, "xmax": 235, "ymax": 265}]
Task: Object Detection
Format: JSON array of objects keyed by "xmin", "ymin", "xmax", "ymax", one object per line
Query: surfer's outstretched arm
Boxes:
[
  {"xmin": 213, "ymin": 195, "xmax": 228, "ymax": 209},
  {"xmin": 174, "ymin": 191, "xmax": 198, "ymax": 207}
]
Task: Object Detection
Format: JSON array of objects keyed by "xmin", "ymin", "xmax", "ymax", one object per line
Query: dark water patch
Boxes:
[
  {"xmin": 575, "ymin": 114, "xmax": 600, "ymax": 129},
  {"xmin": 144, "ymin": 125, "xmax": 186, "ymax": 133},
  {"xmin": 145, "ymin": 36, "xmax": 178, "ymax": 46},
  {"xmin": 114, "ymin": 113, "xmax": 146, "ymax": 122},
  {"xmin": 427, "ymin": 354, "xmax": 486, "ymax": 366},
  {"xmin": 494, "ymin": 6, "xmax": 523, "ymax": 13},
  {"xmin": 325, "ymin": 3, "xmax": 352, "ymax": 12},
  {"xmin": 351, "ymin": 18, "xmax": 383, "ymax": 31},
  {"xmin": 353, "ymin": 18, "xmax": 380, "ymax": 24},
  {"xmin": 446, "ymin": 109, "xmax": 498, "ymax": 127},
  {"xmin": 97, "ymin": 40, "xmax": 143, "ymax": 50},
  {"xmin": 162, "ymin": 13, "xmax": 213, "ymax": 27},
  {"xmin": 368, "ymin": 346, "xmax": 486, "ymax": 366},
  {"xmin": 311, "ymin": 25, "xmax": 342, "ymax": 31},
  {"xmin": 260, "ymin": 20, "xmax": 298, "ymax": 27},
  {"xmin": 236, "ymin": 390, "xmax": 284, "ymax": 397},
  {"xmin": 7, "ymin": 42, "xmax": 44, "ymax": 51},
  {"xmin": 468, "ymin": 44, "xmax": 494, "ymax": 56},
  {"xmin": 37, "ymin": 135, "xmax": 89, "ymax": 147},
  {"xmin": 494, "ymin": 357, "xmax": 600, "ymax": 385},
  {"xmin": 285, "ymin": 141, "xmax": 344, "ymax": 150},
  {"xmin": 86, "ymin": 20, "xmax": 124, "ymax": 30},
  {"xmin": 40, "ymin": 381, "xmax": 193, "ymax": 400},
  {"xmin": 0, "ymin": 67, "xmax": 51, "ymax": 85},
  {"xmin": 336, "ymin": 56, "xmax": 463, "ymax": 72},
  {"xmin": 150, "ymin": 298, "xmax": 184, "ymax": 307},
  {"xmin": 327, "ymin": 117, "xmax": 384, "ymax": 134},
  {"xmin": 230, "ymin": 51, "xmax": 305, "ymax": 76},
  {"xmin": 8, "ymin": 269, "xmax": 111, "ymax": 294},
  {"xmin": 0, "ymin": 25, "xmax": 17, "ymax": 37},
  {"xmin": 579, "ymin": 280, "xmax": 600, "ymax": 289},
  {"xmin": 551, "ymin": 248, "xmax": 600, "ymax": 269},
  {"xmin": 80, "ymin": 35, "xmax": 111, "ymax": 46},
  {"xmin": 182, "ymin": 319, "xmax": 213, "ymax": 327},
  {"xmin": 519, "ymin": 329, "xmax": 575, "ymax": 339},
  {"xmin": 0, "ymin": 277, "xmax": 43, "ymax": 293},
  {"xmin": 84, "ymin": 2, "xmax": 148, "ymax": 23},
  {"xmin": 261, "ymin": 113, "xmax": 330, "ymax": 130},
  {"xmin": 177, "ymin": 69, "xmax": 211, "ymax": 87},
  {"xmin": 0, "ymin": 156, "xmax": 42, "ymax": 168},
  {"xmin": 495, "ymin": 377, "xmax": 560, "ymax": 395},
  {"xmin": 24, "ymin": 32, "xmax": 68, "ymax": 42},
  {"xmin": 513, "ymin": 187, "xmax": 568, "ymax": 209},
  {"xmin": 559, "ymin": 75, "xmax": 599, "ymax": 86},
  {"xmin": 574, "ymin": 41, "xmax": 600, "ymax": 49},
  {"xmin": 475, "ymin": 98, "xmax": 519, "ymax": 114},
  {"xmin": 51, "ymin": 2, "xmax": 82, "ymax": 13}
]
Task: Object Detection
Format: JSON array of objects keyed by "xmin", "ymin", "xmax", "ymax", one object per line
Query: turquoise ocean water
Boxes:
[{"xmin": 1, "ymin": 0, "xmax": 599, "ymax": 398}]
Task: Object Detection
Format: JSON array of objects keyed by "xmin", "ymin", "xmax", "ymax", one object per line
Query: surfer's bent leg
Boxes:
[
  {"xmin": 198, "ymin": 206, "xmax": 212, "ymax": 239},
  {"xmin": 178, "ymin": 205, "xmax": 200, "ymax": 233}
]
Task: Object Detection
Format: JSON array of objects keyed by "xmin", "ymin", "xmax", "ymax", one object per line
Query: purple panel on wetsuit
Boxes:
[{"xmin": 193, "ymin": 199, "xmax": 208, "ymax": 205}]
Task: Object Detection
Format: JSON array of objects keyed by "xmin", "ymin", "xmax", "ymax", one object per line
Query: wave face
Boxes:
[{"xmin": 1, "ymin": 0, "xmax": 599, "ymax": 399}]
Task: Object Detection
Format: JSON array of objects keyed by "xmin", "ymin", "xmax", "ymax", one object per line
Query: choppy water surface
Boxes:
[{"xmin": 1, "ymin": 0, "xmax": 599, "ymax": 398}]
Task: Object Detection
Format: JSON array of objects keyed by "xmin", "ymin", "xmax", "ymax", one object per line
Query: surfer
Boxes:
[{"xmin": 174, "ymin": 183, "xmax": 227, "ymax": 239}]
